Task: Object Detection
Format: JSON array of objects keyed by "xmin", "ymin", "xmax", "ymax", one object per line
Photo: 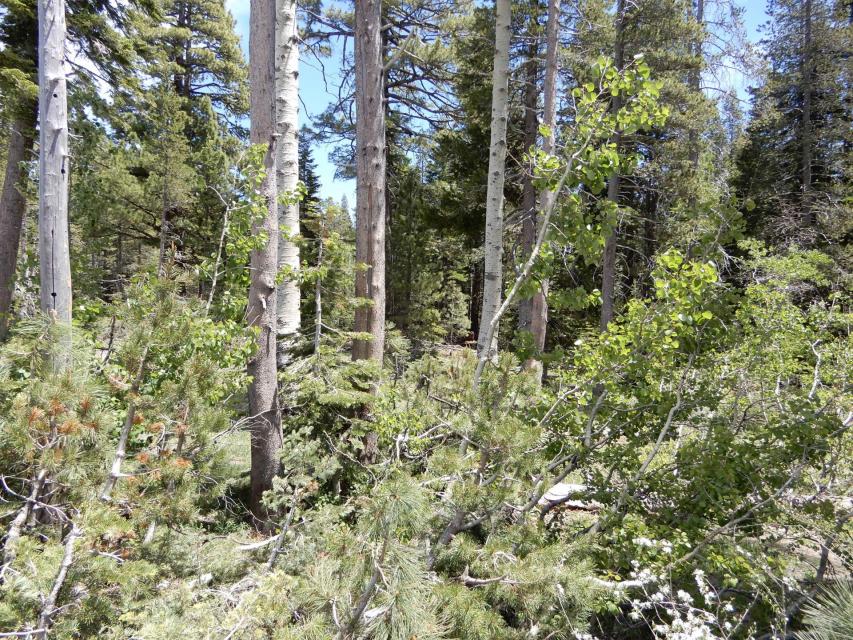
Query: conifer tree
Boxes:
[
  {"xmin": 352, "ymin": 0, "xmax": 387, "ymax": 362},
  {"xmin": 736, "ymin": 0, "xmax": 851, "ymax": 248},
  {"xmin": 247, "ymin": 0, "xmax": 281, "ymax": 522}
]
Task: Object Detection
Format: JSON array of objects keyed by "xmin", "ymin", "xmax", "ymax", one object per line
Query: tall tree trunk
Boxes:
[
  {"xmin": 352, "ymin": 0, "xmax": 386, "ymax": 363},
  {"xmin": 801, "ymin": 0, "xmax": 813, "ymax": 225},
  {"xmin": 599, "ymin": 0, "xmax": 624, "ymax": 332},
  {"xmin": 0, "ymin": 108, "xmax": 36, "ymax": 340},
  {"xmin": 38, "ymin": 0, "xmax": 72, "ymax": 332},
  {"xmin": 476, "ymin": 0, "xmax": 511, "ymax": 360},
  {"xmin": 313, "ymin": 231, "xmax": 324, "ymax": 354},
  {"xmin": 533, "ymin": 0, "xmax": 559, "ymax": 355},
  {"xmin": 517, "ymin": 33, "xmax": 540, "ymax": 345},
  {"xmin": 688, "ymin": 0, "xmax": 704, "ymax": 200},
  {"xmin": 519, "ymin": 0, "xmax": 559, "ymax": 374},
  {"xmin": 248, "ymin": 0, "xmax": 281, "ymax": 523},
  {"xmin": 276, "ymin": 0, "xmax": 301, "ymax": 366}
]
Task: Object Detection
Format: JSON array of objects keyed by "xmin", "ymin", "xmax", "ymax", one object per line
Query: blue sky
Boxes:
[{"xmin": 224, "ymin": 0, "xmax": 769, "ymax": 206}]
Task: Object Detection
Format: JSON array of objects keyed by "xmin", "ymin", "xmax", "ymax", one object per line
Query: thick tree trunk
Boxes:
[
  {"xmin": 801, "ymin": 0, "xmax": 813, "ymax": 225},
  {"xmin": 248, "ymin": 0, "xmax": 281, "ymax": 523},
  {"xmin": 476, "ymin": 0, "xmax": 511, "ymax": 360},
  {"xmin": 352, "ymin": 0, "xmax": 387, "ymax": 363},
  {"xmin": 38, "ymin": 0, "xmax": 72, "ymax": 331},
  {"xmin": 599, "ymin": 0, "xmax": 624, "ymax": 332},
  {"xmin": 0, "ymin": 110, "xmax": 36, "ymax": 340},
  {"xmin": 276, "ymin": 0, "xmax": 301, "ymax": 365}
]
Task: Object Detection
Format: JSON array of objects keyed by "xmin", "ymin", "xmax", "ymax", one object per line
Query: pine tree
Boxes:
[
  {"xmin": 247, "ymin": 0, "xmax": 281, "ymax": 523},
  {"xmin": 735, "ymin": 0, "xmax": 851, "ymax": 249},
  {"xmin": 352, "ymin": 0, "xmax": 387, "ymax": 363}
]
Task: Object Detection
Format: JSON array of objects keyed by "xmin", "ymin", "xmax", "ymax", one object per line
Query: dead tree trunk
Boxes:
[{"xmin": 38, "ymin": 0, "xmax": 73, "ymax": 337}]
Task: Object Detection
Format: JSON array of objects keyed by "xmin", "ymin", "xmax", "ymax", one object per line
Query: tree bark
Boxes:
[
  {"xmin": 0, "ymin": 109, "xmax": 36, "ymax": 340},
  {"xmin": 38, "ymin": 0, "xmax": 72, "ymax": 332},
  {"xmin": 248, "ymin": 0, "xmax": 281, "ymax": 523},
  {"xmin": 688, "ymin": 0, "xmax": 704, "ymax": 179},
  {"xmin": 532, "ymin": 0, "xmax": 559, "ymax": 357},
  {"xmin": 276, "ymin": 0, "xmax": 301, "ymax": 366},
  {"xmin": 520, "ymin": 0, "xmax": 559, "ymax": 374},
  {"xmin": 36, "ymin": 523, "xmax": 81, "ymax": 639},
  {"xmin": 476, "ymin": 0, "xmax": 511, "ymax": 360},
  {"xmin": 599, "ymin": 0, "xmax": 624, "ymax": 333},
  {"xmin": 352, "ymin": 0, "xmax": 387, "ymax": 363},
  {"xmin": 801, "ymin": 0, "xmax": 813, "ymax": 225},
  {"xmin": 517, "ymin": 33, "xmax": 540, "ymax": 344}
]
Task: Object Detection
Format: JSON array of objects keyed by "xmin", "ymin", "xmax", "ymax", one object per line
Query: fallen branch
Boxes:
[
  {"xmin": 37, "ymin": 523, "xmax": 82, "ymax": 638},
  {"xmin": 2, "ymin": 469, "xmax": 49, "ymax": 577},
  {"xmin": 101, "ymin": 345, "xmax": 149, "ymax": 501}
]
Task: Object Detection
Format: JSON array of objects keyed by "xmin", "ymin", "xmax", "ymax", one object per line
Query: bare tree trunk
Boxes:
[
  {"xmin": 313, "ymin": 233, "xmax": 324, "ymax": 353},
  {"xmin": 0, "ymin": 109, "xmax": 36, "ymax": 340},
  {"xmin": 801, "ymin": 0, "xmax": 813, "ymax": 225},
  {"xmin": 2, "ymin": 468, "xmax": 48, "ymax": 576},
  {"xmin": 687, "ymin": 0, "xmax": 704, "ymax": 184},
  {"xmin": 517, "ymin": 34, "xmax": 539, "ymax": 344},
  {"xmin": 36, "ymin": 523, "xmax": 81, "ymax": 639},
  {"xmin": 38, "ymin": 0, "xmax": 72, "ymax": 334},
  {"xmin": 157, "ymin": 166, "xmax": 171, "ymax": 276},
  {"xmin": 248, "ymin": 0, "xmax": 281, "ymax": 523},
  {"xmin": 101, "ymin": 345, "xmax": 148, "ymax": 501},
  {"xmin": 531, "ymin": 0, "xmax": 559, "ymax": 359},
  {"xmin": 599, "ymin": 0, "xmax": 624, "ymax": 332},
  {"xmin": 520, "ymin": 0, "xmax": 560, "ymax": 375},
  {"xmin": 352, "ymin": 0, "xmax": 387, "ymax": 363},
  {"xmin": 476, "ymin": 0, "xmax": 511, "ymax": 360},
  {"xmin": 276, "ymin": 0, "xmax": 301, "ymax": 366}
]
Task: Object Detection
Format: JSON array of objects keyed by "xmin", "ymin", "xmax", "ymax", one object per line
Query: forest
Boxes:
[{"xmin": 0, "ymin": 0, "xmax": 850, "ymax": 637}]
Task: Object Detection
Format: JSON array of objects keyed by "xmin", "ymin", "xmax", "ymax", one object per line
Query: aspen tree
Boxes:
[
  {"xmin": 276, "ymin": 0, "xmax": 301, "ymax": 365},
  {"xmin": 476, "ymin": 0, "xmax": 511, "ymax": 359}
]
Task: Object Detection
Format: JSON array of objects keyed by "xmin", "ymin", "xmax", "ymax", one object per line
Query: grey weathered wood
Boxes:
[{"xmin": 38, "ymin": 0, "xmax": 72, "ymax": 330}]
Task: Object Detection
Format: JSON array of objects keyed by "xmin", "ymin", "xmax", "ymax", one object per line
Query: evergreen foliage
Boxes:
[{"xmin": 0, "ymin": 0, "xmax": 850, "ymax": 638}]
